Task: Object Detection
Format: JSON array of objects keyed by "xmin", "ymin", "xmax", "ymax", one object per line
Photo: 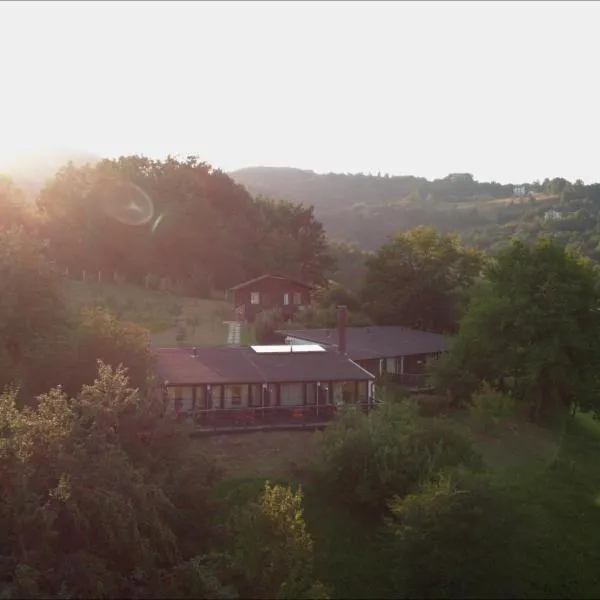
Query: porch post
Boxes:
[{"xmin": 400, "ymin": 356, "xmax": 404, "ymax": 375}]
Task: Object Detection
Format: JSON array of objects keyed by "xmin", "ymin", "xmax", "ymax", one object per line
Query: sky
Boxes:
[{"xmin": 0, "ymin": 0, "xmax": 598, "ymax": 184}]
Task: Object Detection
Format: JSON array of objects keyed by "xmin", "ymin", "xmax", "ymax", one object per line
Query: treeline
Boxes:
[
  {"xmin": 1, "ymin": 155, "xmax": 334, "ymax": 295},
  {"xmin": 231, "ymin": 168, "xmax": 600, "ymax": 254}
]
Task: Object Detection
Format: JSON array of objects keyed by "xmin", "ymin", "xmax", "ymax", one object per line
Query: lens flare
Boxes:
[{"xmin": 94, "ymin": 179, "xmax": 155, "ymax": 226}]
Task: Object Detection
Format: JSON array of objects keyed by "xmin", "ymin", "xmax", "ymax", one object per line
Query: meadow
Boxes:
[{"xmin": 63, "ymin": 279, "xmax": 256, "ymax": 346}]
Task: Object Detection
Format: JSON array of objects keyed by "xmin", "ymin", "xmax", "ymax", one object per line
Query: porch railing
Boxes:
[
  {"xmin": 387, "ymin": 373, "xmax": 429, "ymax": 388},
  {"xmin": 173, "ymin": 402, "xmax": 375, "ymax": 430}
]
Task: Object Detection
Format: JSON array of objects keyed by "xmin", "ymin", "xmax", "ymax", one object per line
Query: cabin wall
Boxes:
[{"xmin": 233, "ymin": 277, "xmax": 312, "ymax": 321}]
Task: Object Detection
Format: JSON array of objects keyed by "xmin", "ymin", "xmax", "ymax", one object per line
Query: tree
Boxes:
[
  {"xmin": 0, "ymin": 362, "xmax": 223, "ymax": 599},
  {"xmin": 0, "ymin": 227, "xmax": 71, "ymax": 399},
  {"xmin": 384, "ymin": 468, "xmax": 524, "ymax": 599},
  {"xmin": 362, "ymin": 227, "xmax": 482, "ymax": 333},
  {"xmin": 433, "ymin": 238, "xmax": 600, "ymax": 421},
  {"xmin": 227, "ymin": 482, "xmax": 329, "ymax": 599},
  {"xmin": 38, "ymin": 157, "xmax": 334, "ymax": 295}
]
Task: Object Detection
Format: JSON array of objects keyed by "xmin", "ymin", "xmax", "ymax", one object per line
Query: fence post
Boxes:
[
  {"xmin": 98, "ymin": 271, "xmax": 101, "ymax": 283},
  {"xmin": 82, "ymin": 269, "xmax": 86, "ymax": 282}
]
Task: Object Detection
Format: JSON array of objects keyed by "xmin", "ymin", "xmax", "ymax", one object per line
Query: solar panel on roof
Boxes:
[{"xmin": 250, "ymin": 344, "xmax": 326, "ymax": 354}]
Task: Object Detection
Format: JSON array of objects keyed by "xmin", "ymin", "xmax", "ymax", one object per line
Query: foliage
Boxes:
[
  {"xmin": 362, "ymin": 227, "xmax": 482, "ymax": 333},
  {"xmin": 67, "ymin": 306, "xmax": 153, "ymax": 395},
  {"xmin": 0, "ymin": 227, "xmax": 72, "ymax": 399},
  {"xmin": 0, "ymin": 361, "xmax": 225, "ymax": 599},
  {"xmin": 312, "ymin": 402, "xmax": 481, "ymax": 514},
  {"xmin": 435, "ymin": 238, "xmax": 600, "ymax": 421},
  {"xmin": 253, "ymin": 307, "xmax": 285, "ymax": 344},
  {"xmin": 37, "ymin": 157, "xmax": 334, "ymax": 294},
  {"xmin": 384, "ymin": 467, "xmax": 524, "ymax": 599},
  {"xmin": 226, "ymin": 482, "xmax": 329, "ymax": 600},
  {"xmin": 468, "ymin": 382, "xmax": 517, "ymax": 432}
]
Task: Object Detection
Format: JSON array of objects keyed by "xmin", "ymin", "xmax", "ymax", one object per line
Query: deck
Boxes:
[{"xmin": 176, "ymin": 403, "xmax": 373, "ymax": 435}]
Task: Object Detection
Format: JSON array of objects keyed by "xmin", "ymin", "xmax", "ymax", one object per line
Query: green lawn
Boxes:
[
  {"xmin": 195, "ymin": 410, "xmax": 600, "ymax": 599},
  {"xmin": 63, "ymin": 279, "xmax": 255, "ymax": 347}
]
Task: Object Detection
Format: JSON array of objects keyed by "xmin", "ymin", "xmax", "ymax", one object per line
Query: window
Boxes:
[
  {"xmin": 386, "ymin": 358, "xmax": 396, "ymax": 374},
  {"xmin": 250, "ymin": 291, "xmax": 260, "ymax": 305},
  {"xmin": 283, "ymin": 293, "xmax": 290, "ymax": 305},
  {"xmin": 293, "ymin": 292, "xmax": 302, "ymax": 305},
  {"xmin": 224, "ymin": 384, "xmax": 247, "ymax": 408}
]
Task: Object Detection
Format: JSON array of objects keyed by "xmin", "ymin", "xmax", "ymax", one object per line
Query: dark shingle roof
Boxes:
[
  {"xmin": 229, "ymin": 273, "xmax": 315, "ymax": 291},
  {"xmin": 277, "ymin": 326, "xmax": 448, "ymax": 361},
  {"xmin": 154, "ymin": 345, "xmax": 374, "ymax": 385}
]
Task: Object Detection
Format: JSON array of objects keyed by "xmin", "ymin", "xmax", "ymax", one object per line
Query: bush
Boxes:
[
  {"xmin": 312, "ymin": 403, "xmax": 481, "ymax": 514},
  {"xmin": 254, "ymin": 308, "xmax": 285, "ymax": 344},
  {"xmin": 226, "ymin": 482, "xmax": 329, "ymax": 599},
  {"xmin": 469, "ymin": 382, "xmax": 516, "ymax": 432},
  {"xmin": 383, "ymin": 467, "xmax": 524, "ymax": 599}
]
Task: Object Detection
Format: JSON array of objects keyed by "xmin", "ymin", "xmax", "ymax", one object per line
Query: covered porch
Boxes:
[{"xmin": 164, "ymin": 379, "xmax": 375, "ymax": 431}]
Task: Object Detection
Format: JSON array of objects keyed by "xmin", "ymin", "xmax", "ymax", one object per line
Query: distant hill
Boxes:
[
  {"xmin": 231, "ymin": 167, "xmax": 600, "ymax": 267},
  {"xmin": 0, "ymin": 148, "xmax": 101, "ymax": 197},
  {"xmin": 229, "ymin": 167, "xmax": 521, "ymax": 249}
]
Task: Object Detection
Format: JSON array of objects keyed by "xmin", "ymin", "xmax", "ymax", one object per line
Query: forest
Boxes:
[
  {"xmin": 231, "ymin": 168, "xmax": 600, "ymax": 285},
  {"xmin": 1, "ymin": 155, "xmax": 600, "ymax": 598}
]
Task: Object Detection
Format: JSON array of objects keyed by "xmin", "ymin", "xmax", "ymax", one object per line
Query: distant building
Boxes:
[
  {"xmin": 229, "ymin": 274, "xmax": 314, "ymax": 323},
  {"xmin": 513, "ymin": 185, "xmax": 527, "ymax": 197},
  {"xmin": 544, "ymin": 209, "xmax": 562, "ymax": 221}
]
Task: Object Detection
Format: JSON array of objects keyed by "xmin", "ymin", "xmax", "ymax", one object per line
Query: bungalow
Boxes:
[
  {"xmin": 278, "ymin": 308, "xmax": 447, "ymax": 388},
  {"xmin": 154, "ymin": 341, "xmax": 375, "ymax": 430},
  {"xmin": 229, "ymin": 274, "xmax": 314, "ymax": 322}
]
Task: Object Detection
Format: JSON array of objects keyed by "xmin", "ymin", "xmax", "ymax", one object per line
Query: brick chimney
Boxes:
[{"xmin": 337, "ymin": 305, "xmax": 348, "ymax": 355}]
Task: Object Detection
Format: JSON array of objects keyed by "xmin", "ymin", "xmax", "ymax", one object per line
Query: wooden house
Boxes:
[
  {"xmin": 153, "ymin": 340, "xmax": 375, "ymax": 431},
  {"xmin": 278, "ymin": 312, "xmax": 447, "ymax": 388},
  {"xmin": 229, "ymin": 274, "xmax": 314, "ymax": 322}
]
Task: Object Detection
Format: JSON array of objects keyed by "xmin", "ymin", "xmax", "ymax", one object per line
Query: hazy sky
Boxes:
[{"xmin": 1, "ymin": 0, "xmax": 597, "ymax": 183}]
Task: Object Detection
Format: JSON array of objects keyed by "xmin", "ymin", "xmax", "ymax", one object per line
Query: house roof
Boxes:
[
  {"xmin": 229, "ymin": 273, "xmax": 315, "ymax": 291},
  {"xmin": 154, "ymin": 345, "xmax": 374, "ymax": 385},
  {"xmin": 277, "ymin": 326, "xmax": 448, "ymax": 361}
]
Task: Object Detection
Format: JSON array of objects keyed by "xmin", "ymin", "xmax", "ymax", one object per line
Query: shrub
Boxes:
[
  {"xmin": 254, "ymin": 308, "xmax": 285, "ymax": 344},
  {"xmin": 226, "ymin": 482, "xmax": 329, "ymax": 599},
  {"xmin": 469, "ymin": 382, "xmax": 516, "ymax": 432},
  {"xmin": 313, "ymin": 403, "xmax": 481, "ymax": 514},
  {"xmin": 383, "ymin": 467, "xmax": 524, "ymax": 599}
]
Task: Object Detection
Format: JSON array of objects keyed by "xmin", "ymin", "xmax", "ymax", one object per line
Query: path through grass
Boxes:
[{"xmin": 64, "ymin": 279, "xmax": 254, "ymax": 346}]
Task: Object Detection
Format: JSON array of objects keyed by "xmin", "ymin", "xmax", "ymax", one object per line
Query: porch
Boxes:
[{"xmin": 182, "ymin": 402, "xmax": 374, "ymax": 434}]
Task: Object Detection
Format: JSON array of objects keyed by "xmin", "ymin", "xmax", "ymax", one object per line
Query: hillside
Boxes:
[
  {"xmin": 0, "ymin": 148, "xmax": 101, "ymax": 196},
  {"xmin": 230, "ymin": 167, "xmax": 600, "ymax": 260}
]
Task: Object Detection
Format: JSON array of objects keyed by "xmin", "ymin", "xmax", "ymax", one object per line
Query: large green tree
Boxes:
[
  {"xmin": 434, "ymin": 238, "xmax": 600, "ymax": 421},
  {"xmin": 37, "ymin": 156, "xmax": 333, "ymax": 293},
  {"xmin": 361, "ymin": 227, "xmax": 482, "ymax": 332}
]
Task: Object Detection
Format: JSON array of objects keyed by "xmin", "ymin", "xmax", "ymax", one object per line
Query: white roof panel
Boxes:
[{"xmin": 250, "ymin": 344, "xmax": 326, "ymax": 354}]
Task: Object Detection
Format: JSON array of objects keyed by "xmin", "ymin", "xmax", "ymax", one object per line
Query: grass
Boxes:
[
  {"xmin": 63, "ymin": 279, "xmax": 255, "ymax": 347},
  {"xmin": 192, "ymin": 409, "xmax": 600, "ymax": 599}
]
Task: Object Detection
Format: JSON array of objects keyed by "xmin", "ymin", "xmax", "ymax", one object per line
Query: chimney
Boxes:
[{"xmin": 337, "ymin": 305, "xmax": 348, "ymax": 355}]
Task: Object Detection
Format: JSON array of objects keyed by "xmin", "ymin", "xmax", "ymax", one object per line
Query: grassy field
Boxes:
[
  {"xmin": 63, "ymin": 279, "xmax": 254, "ymax": 346},
  {"xmin": 196, "ymin": 409, "xmax": 600, "ymax": 599}
]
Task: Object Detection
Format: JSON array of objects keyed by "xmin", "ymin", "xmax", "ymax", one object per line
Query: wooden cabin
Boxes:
[
  {"xmin": 153, "ymin": 341, "xmax": 375, "ymax": 431},
  {"xmin": 229, "ymin": 274, "xmax": 314, "ymax": 322},
  {"xmin": 278, "ymin": 318, "xmax": 447, "ymax": 389}
]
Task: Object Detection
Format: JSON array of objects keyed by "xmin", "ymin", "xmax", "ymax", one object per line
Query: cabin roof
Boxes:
[
  {"xmin": 229, "ymin": 273, "xmax": 315, "ymax": 291},
  {"xmin": 154, "ymin": 345, "xmax": 374, "ymax": 385},
  {"xmin": 277, "ymin": 326, "xmax": 448, "ymax": 361}
]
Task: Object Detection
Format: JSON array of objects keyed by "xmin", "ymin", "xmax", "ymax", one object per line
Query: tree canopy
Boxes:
[
  {"xmin": 434, "ymin": 238, "xmax": 600, "ymax": 421},
  {"xmin": 361, "ymin": 227, "xmax": 482, "ymax": 333}
]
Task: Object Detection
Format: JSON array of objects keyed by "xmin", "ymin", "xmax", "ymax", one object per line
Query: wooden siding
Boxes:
[{"xmin": 233, "ymin": 276, "xmax": 312, "ymax": 321}]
